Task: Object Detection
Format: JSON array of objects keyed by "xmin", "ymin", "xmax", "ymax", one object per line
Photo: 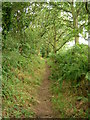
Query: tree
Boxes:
[{"xmin": 50, "ymin": 2, "xmax": 88, "ymax": 45}]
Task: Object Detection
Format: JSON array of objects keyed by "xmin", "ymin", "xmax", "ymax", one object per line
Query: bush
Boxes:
[{"xmin": 49, "ymin": 44, "xmax": 88, "ymax": 86}]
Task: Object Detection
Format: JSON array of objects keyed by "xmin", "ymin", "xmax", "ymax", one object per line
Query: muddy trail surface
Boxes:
[{"xmin": 33, "ymin": 62, "xmax": 55, "ymax": 118}]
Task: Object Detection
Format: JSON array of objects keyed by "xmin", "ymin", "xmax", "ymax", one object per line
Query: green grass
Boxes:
[
  {"xmin": 51, "ymin": 80, "xmax": 88, "ymax": 118},
  {"xmin": 2, "ymin": 51, "xmax": 45, "ymax": 118}
]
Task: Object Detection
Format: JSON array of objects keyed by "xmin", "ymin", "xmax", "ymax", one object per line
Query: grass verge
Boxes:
[
  {"xmin": 51, "ymin": 80, "xmax": 88, "ymax": 118},
  {"xmin": 2, "ymin": 52, "xmax": 45, "ymax": 118}
]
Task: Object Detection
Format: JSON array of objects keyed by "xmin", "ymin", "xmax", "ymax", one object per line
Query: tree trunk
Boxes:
[
  {"xmin": 75, "ymin": 17, "xmax": 79, "ymax": 45},
  {"xmin": 53, "ymin": 39, "xmax": 56, "ymax": 54},
  {"xmin": 53, "ymin": 22, "xmax": 57, "ymax": 54},
  {"xmin": 71, "ymin": 2, "xmax": 79, "ymax": 45},
  {"xmin": 75, "ymin": 36, "xmax": 79, "ymax": 45}
]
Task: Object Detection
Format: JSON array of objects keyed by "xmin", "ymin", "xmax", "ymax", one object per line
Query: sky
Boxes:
[
  {"xmin": 67, "ymin": 33, "xmax": 88, "ymax": 47},
  {"xmin": 67, "ymin": 38, "xmax": 88, "ymax": 48}
]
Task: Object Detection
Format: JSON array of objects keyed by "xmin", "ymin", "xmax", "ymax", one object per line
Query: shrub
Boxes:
[{"xmin": 49, "ymin": 44, "xmax": 88, "ymax": 86}]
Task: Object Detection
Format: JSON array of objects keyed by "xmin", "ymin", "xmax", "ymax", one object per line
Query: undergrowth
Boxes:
[
  {"xmin": 48, "ymin": 44, "xmax": 89, "ymax": 118},
  {"xmin": 51, "ymin": 80, "xmax": 88, "ymax": 118},
  {"xmin": 2, "ymin": 50, "xmax": 45, "ymax": 118}
]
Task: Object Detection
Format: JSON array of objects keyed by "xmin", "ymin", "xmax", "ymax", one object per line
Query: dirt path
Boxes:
[{"xmin": 34, "ymin": 62, "xmax": 54, "ymax": 118}]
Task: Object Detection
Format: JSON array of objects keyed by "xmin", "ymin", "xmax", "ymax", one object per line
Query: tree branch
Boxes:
[
  {"xmin": 46, "ymin": 41, "xmax": 54, "ymax": 47},
  {"xmin": 61, "ymin": 7, "xmax": 72, "ymax": 13},
  {"xmin": 79, "ymin": 22, "xmax": 86, "ymax": 29},
  {"xmin": 56, "ymin": 31, "xmax": 65, "ymax": 42},
  {"xmin": 49, "ymin": 3, "xmax": 72, "ymax": 13},
  {"xmin": 56, "ymin": 40, "xmax": 68, "ymax": 52},
  {"xmin": 76, "ymin": 3, "xmax": 83, "ymax": 17},
  {"xmin": 56, "ymin": 34, "xmax": 74, "ymax": 52}
]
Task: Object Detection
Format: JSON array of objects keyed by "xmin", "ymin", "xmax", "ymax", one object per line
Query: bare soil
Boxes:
[{"xmin": 33, "ymin": 62, "xmax": 54, "ymax": 118}]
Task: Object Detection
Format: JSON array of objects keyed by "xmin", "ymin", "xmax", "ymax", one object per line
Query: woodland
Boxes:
[{"xmin": 2, "ymin": 1, "xmax": 90, "ymax": 118}]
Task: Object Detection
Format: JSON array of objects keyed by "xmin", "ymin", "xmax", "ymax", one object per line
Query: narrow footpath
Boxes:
[{"xmin": 34, "ymin": 62, "xmax": 54, "ymax": 118}]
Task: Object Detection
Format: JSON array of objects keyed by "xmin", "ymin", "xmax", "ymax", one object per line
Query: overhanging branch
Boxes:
[
  {"xmin": 46, "ymin": 41, "xmax": 54, "ymax": 47},
  {"xmin": 56, "ymin": 34, "xmax": 74, "ymax": 52},
  {"xmin": 56, "ymin": 40, "xmax": 68, "ymax": 52},
  {"xmin": 56, "ymin": 31, "xmax": 65, "ymax": 42}
]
